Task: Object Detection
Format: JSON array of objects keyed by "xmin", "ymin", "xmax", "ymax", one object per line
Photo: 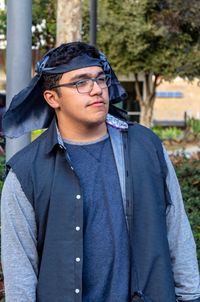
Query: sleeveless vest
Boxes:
[{"xmin": 7, "ymin": 119, "xmax": 176, "ymax": 302}]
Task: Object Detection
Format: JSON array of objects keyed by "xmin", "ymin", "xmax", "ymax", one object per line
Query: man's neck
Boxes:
[{"xmin": 57, "ymin": 121, "xmax": 108, "ymax": 143}]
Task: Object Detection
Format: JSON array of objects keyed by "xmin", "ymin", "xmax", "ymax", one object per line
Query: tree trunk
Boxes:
[
  {"xmin": 139, "ymin": 102, "xmax": 154, "ymax": 128},
  {"xmin": 56, "ymin": 0, "xmax": 82, "ymax": 46},
  {"xmin": 134, "ymin": 73, "xmax": 160, "ymax": 128}
]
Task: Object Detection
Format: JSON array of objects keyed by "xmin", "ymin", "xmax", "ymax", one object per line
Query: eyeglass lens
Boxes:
[{"xmin": 77, "ymin": 76, "xmax": 110, "ymax": 93}]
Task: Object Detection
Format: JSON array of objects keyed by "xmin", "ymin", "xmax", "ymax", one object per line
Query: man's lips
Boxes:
[{"xmin": 87, "ymin": 100, "xmax": 105, "ymax": 107}]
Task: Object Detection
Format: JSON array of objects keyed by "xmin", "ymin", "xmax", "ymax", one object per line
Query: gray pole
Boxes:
[
  {"xmin": 6, "ymin": 0, "xmax": 32, "ymax": 161},
  {"xmin": 90, "ymin": 0, "xmax": 97, "ymax": 46}
]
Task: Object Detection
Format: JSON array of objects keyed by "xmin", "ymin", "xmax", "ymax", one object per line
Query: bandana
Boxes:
[{"xmin": 3, "ymin": 49, "xmax": 127, "ymax": 138}]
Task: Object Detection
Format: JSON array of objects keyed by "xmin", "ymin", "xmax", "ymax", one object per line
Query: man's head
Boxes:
[
  {"xmin": 41, "ymin": 42, "xmax": 101, "ymax": 94},
  {"xmin": 40, "ymin": 42, "xmax": 110, "ymax": 136},
  {"xmin": 3, "ymin": 41, "xmax": 127, "ymax": 138}
]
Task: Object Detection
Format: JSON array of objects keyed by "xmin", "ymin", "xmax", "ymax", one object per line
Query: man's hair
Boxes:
[{"xmin": 41, "ymin": 42, "xmax": 100, "ymax": 93}]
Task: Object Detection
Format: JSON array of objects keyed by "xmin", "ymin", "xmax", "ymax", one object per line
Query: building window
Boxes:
[{"xmin": 155, "ymin": 91, "xmax": 183, "ymax": 98}]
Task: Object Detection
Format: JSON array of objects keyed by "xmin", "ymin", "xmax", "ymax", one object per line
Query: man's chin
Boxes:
[
  {"xmin": 93, "ymin": 112, "xmax": 107, "ymax": 124},
  {"xmin": 85, "ymin": 114, "xmax": 107, "ymax": 128}
]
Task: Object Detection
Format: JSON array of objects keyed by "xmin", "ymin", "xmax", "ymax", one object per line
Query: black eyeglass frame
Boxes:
[{"xmin": 50, "ymin": 74, "xmax": 111, "ymax": 94}]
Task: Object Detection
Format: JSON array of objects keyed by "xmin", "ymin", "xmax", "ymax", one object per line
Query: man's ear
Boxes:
[{"xmin": 43, "ymin": 90, "xmax": 60, "ymax": 109}]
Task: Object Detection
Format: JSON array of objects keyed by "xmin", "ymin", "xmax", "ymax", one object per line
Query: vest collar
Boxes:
[
  {"xmin": 44, "ymin": 118, "xmax": 65, "ymax": 154},
  {"xmin": 45, "ymin": 114, "xmax": 128, "ymax": 155}
]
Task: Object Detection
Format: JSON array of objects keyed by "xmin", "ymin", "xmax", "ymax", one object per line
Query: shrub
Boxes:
[
  {"xmin": 152, "ymin": 126, "xmax": 183, "ymax": 141},
  {"xmin": 171, "ymin": 153, "xmax": 200, "ymax": 264},
  {"xmin": 186, "ymin": 118, "xmax": 200, "ymax": 135}
]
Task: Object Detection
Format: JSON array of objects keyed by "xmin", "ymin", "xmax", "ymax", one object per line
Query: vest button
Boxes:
[
  {"xmin": 75, "ymin": 289, "xmax": 80, "ymax": 294},
  {"xmin": 76, "ymin": 194, "xmax": 81, "ymax": 199},
  {"xmin": 76, "ymin": 257, "xmax": 81, "ymax": 262},
  {"xmin": 76, "ymin": 226, "xmax": 80, "ymax": 231}
]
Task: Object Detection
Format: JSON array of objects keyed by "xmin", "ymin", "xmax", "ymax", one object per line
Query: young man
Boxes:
[{"xmin": 1, "ymin": 42, "xmax": 200, "ymax": 302}]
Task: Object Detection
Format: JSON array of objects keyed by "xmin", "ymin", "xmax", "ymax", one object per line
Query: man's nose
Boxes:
[{"xmin": 90, "ymin": 80, "xmax": 102, "ymax": 95}]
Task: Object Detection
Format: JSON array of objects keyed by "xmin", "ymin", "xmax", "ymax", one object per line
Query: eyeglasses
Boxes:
[{"xmin": 51, "ymin": 74, "xmax": 111, "ymax": 94}]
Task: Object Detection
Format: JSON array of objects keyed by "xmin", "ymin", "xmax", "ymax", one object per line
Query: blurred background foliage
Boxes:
[
  {"xmin": 171, "ymin": 153, "xmax": 200, "ymax": 263},
  {"xmin": 1, "ymin": 0, "xmax": 200, "ymax": 126}
]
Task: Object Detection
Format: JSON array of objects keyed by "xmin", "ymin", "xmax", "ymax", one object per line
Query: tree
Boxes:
[
  {"xmin": 0, "ymin": 0, "xmax": 57, "ymax": 51},
  {"xmin": 1, "ymin": 0, "xmax": 82, "ymax": 49},
  {"xmin": 0, "ymin": 1, "xmax": 57, "ymax": 75},
  {"xmin": 0, "ymin": 0, "xmax": 82, "ymax": 70},
  {"xmin": 82, "ymin": 0, "xmax": 200, "ymax": 127},
  {"xmin": 32, "ymin": 0, "xmax": 56, "ymax": 51},
  {"xmin": 0, "ymin": 9, "xmax": 6, "ymax": 37},
  {"xmin": 1, "ymin": 0, "xmax": 200, "ymax": 127},
  {"xmin": 56, "ymin": 0, "xmax": 81, "ymax": 46}
]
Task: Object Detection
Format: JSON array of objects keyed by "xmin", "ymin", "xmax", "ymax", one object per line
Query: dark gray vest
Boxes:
[{"xmin": 7, "ymin": 119, "xmax": 176, "ymax": 302}]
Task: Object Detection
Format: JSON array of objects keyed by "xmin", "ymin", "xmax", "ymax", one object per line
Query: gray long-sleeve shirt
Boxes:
[{"xmin": 1, "ymin": 147, "xmax": 200, "ymax": 302}]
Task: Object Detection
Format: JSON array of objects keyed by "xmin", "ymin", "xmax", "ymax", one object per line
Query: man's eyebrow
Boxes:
[{"xmin": 69, "ymin": 70, "xmax": 105, "ymax": 82}]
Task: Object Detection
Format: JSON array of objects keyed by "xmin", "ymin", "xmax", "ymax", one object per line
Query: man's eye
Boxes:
[
  {"xmin": 97, "ymin": 76, "xmax": 106, "ymax": 83},
  {"xmin": 76, "ymin": 80, "xmax": 88, "ymax": 87}
]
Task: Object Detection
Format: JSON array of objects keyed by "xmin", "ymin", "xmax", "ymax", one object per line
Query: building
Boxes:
[
  {"xmin": 119, "ymin": 75, "xmax": 200, "ymax": 126},
  {"xmin": 154, "ymin": 78, "xmax": 200, "ymax": 126}
]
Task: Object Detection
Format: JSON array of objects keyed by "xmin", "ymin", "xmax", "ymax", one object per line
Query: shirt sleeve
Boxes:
[
  {"xmin": 163, "ymin": 147, "xmax": 200, "ymax": 301},
  {"xmin": 1, "ymin": 169, "xmax": 38, "ymax": 302}
]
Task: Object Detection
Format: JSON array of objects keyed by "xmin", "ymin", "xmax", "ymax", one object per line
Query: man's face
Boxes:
[{"xmin": 46, "ymin": 66, "xmax": 109, "ymax": 132}]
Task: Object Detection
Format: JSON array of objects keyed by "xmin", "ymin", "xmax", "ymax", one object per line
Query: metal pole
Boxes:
[
  {"xmin": 6, "ymin": 0, "xmax": 32, "ymax": 161},
  {"xmin": 90, "ymin": 0, "xmax": 97, "ymax": 46}
]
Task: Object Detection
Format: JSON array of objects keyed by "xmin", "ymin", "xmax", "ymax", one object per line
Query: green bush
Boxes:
[
  {"xmin": 152, "ymin": 126, "xmax": 183, "ymax": 141},
  {"xmin": 187, "ymin": 118, "xmax": 200, "ymax": 135},
  {"xmin": 171, "ymin": 154, "xmax": 200, "ymax": 264}
]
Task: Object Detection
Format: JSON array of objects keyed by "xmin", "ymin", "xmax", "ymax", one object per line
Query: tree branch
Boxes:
[
  {"xmin": 149, "ymin": 74, "xmax": 160, "ymax": 105},
  {"xmin": 134, "ymin": 73, "xmax": 143, "ymax": 104},
  {"xmin": 155, "ymin": 75, "xmax": 163, "ymax": 87},
  {"xmin": 145, "ymin": 73, "xmax": 150, "ymax": 96}
]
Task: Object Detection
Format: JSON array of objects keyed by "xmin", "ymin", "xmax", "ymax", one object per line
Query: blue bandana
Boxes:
[{"xmin": 3, "ymin": 49, "xmax": 127, "ymax": 138}]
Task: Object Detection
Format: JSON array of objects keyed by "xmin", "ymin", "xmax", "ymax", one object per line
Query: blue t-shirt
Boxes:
[{"xmin": 65, "ymin": 135, "xmax": 130, "ymax": 302}]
